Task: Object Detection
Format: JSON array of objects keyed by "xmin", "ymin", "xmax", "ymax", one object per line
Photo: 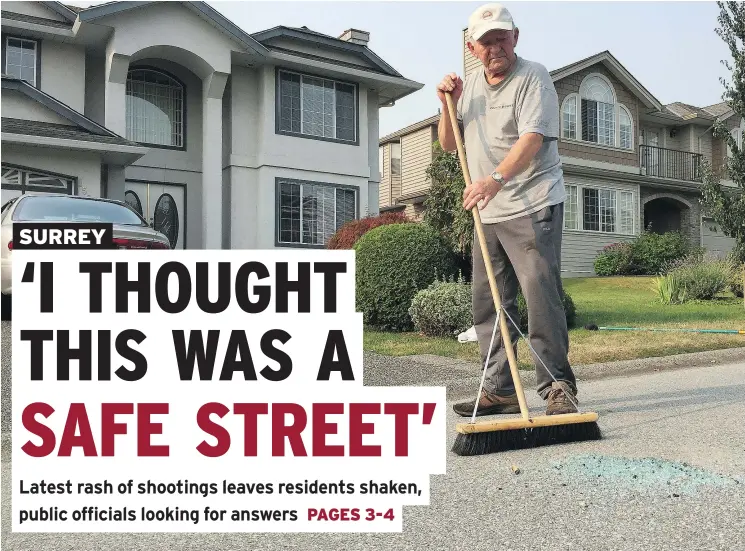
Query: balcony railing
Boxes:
[{"xmin": 640, "ymin": 145, "xmax": 703, "ymax": 182}]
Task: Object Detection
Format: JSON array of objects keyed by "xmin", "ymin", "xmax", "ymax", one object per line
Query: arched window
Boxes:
[
  {"xmin": 619, "ymin": 105, "xmax": 633, "ymax": 150},
  {"xmin": 561, "ymin": 73, "xmax": 634, "ymax": 151},
  {"xmin": 126, "ymin": 68, "xmax": 184, "ymax": 148},
  {"xmin": 580, "ymin": 75, "xmax": 615, "ymax": 104},
  {"xmin": 580, "ymin": 75, "xmax": 615, "ymax": 146},
  {"xmin": 561, "ymin": 95, "xmax": 577, "ymax": 140}
]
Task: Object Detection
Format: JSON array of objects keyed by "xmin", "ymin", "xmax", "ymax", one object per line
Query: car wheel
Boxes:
[{"xmin": 1, "ymin": 294, "xmax": 11, "ymax": 321}]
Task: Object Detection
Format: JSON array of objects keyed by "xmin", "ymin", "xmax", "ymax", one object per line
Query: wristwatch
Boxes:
[{"xmin": 490, "ymin": 170, "xmax": 506, "ymax": 187}]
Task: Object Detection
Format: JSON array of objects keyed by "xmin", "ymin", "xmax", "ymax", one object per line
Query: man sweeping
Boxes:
[{"xmin": 436, "ymin": 3, "xmax": 579, "ymax": 417}]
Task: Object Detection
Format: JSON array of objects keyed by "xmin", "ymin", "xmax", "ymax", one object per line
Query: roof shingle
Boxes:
[{"xmin": 2, "ymin": 118, "xmax": 142, "ymax": 147}]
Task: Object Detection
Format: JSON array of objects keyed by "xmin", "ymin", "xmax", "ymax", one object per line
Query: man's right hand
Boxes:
[{"xmin": 436, "ymin": 73, "xmax": 463, "ymax": 106}]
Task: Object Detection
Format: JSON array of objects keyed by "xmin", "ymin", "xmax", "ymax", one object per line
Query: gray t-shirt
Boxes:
[{"xmin": 456, "ymin": 56, "xmax": 566, "ymax": 223}]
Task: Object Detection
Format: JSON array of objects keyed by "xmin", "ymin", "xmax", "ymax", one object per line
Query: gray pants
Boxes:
[{"xmin": 471, "ymin": 202, "xmax": 576, "ymax": 399}]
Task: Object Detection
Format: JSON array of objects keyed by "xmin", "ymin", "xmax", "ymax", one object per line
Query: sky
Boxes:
[{"xmin": 70, "ymin": 1, "xmax": 734, "ymax": 138}]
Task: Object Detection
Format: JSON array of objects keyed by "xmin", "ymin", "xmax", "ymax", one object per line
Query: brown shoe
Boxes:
[
  {"xmin": 453, "ymin": 389, "xmax": 520, "ymax": 417},
  {"xmin": 546, "ymin": 382, "xmax": 578, "ymax": 415}
]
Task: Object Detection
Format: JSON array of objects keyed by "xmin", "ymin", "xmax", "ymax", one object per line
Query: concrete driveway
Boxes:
[{"xmin": 2, "ymin": 320, "xmax": 744, "ymax": 550}]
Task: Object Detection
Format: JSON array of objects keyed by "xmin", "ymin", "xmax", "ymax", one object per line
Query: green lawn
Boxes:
[{"xmin": 364, "ymin": 276, "xmax": 745, "ymax": 367}]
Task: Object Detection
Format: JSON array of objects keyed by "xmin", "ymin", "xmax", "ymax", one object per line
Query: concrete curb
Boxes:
[
  {"xmin": 399, "ymin": 346, "xmax": 745, "ymax": 400},
  {"xmin": 570, "ymin": 345, "xmax": 745, "ymax": 382}
]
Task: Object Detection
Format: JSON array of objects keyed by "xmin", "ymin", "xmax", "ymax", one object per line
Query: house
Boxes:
[
  {"xmin": 1, "ymin": 1, "xmax": 423, "ymax": 249},
  {"xmin": 379, "ymin": 29, "xmax": 742, "ymax": 276}
]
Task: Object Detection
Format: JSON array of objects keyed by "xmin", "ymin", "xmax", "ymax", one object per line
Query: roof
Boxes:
[
  {"xmin": 550, "ymin": 50, "xmax": 662, "ymax": 111},
  {"xmin": 662, "ymin": 101, "xmax": 720, "ymax": 122},
  {"xmin": 1, "ymin": 75, "xmax": 138, "ymax": 144},
  {"xmin": 380, "ymin": 114, "xmax": 440, "ymax": 144},
  {"xmin": 42, "ymin": 1, "xmax": 78, "ymax": 22},
  {"xmin": 251, "ymin": 25, "xmax": 402, "ymax": 78},
  {"xmin": 0, "ymin": 10, "xmax": 74, "ymax": 28},
  {"xmin": 380, "ymin": 52, "xmax": 738, "ymax": 144},
  {"xmin": 76, "ymin": 1, "xmax": 269, "ymax": 56},
  {"xmin": 2, "ymin": 118, "xmax": 141, "ymax": 147},
  {"xmin": 549, "ymin": 51, "xmax": 738, "ymax": 124},
  {"xmin": 702, "ymin": 101, "xmax": 735, "ymax": 119},
  {"xmin": 62, "ymin": 2, "xmax": 421, "ymax": 104}
]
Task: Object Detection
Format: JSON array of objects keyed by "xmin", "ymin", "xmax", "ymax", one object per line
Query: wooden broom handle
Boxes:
[{"xmin": 444, "ymin": 91, "xmax": 529, "ymax": 420}]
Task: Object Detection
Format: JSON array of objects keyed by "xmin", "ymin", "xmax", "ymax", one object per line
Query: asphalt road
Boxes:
[{"xmin": 2, "ymin": 320, "xmax": 745, "ymax": 550}]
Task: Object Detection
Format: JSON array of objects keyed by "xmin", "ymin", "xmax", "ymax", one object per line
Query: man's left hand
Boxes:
[{"xmin": 463, "ymin": 177, "xmax": 502, "ymax": 211}]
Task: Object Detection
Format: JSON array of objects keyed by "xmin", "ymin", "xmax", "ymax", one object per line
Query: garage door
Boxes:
[
  {"xmin": 702, "ymin": 217, "xmax": 735, "ymax": 258},
  {"xmin": 1, "ymin": 165, "xmax": 75, "ymax": 205}
]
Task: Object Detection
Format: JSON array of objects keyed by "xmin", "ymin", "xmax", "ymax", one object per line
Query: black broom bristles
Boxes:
[{"xmin": 451, "ymin": 421, "xmax": 602, "ymax": 456}]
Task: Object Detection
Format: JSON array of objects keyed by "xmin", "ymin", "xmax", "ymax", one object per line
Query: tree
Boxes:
[
  {"xmin": 700, "ymin": 1, "xmax": 745, "ymax": 264},
  {"xmin": 423, "ymin": 141, "xmax": 473, "ymax": 263}
]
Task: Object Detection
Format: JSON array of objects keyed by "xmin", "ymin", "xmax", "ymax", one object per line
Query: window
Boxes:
[
  {"xmin": 126, "ymin": 68, "xmax": 184, "ymax": 148},
  {"xmin": 619, "ymin": 106, "xmax": 632, "ymax": 149},
  {"xmin": 562, "ymin": 95, "xmax": 577, "ymax": 140},
  {"xmin": 583, "ymin": 188, "xmax": 599, "ymax": 231},
  {"xmin": 561, "ymin": 74, "xmax": 634, "ymax": 150},
  {"xmin": 277, "ymin": 70, "xmax": 357, "ymax": 143},
  {"xmin": 565, "ymin": 185, "xmax": 579, "ymax": 229},
  {"xmin": 619, "ymin": 191, "xmax": 634, "ymax": 234},
  {"xmin": 5, "ymin": 37, "xmax": 38, "ymax": 86},
  {"xmin": 1, "ymin": 164, "xmax": 74, "ymax": 194},
  {"xmin": 390, "ymin": 142, "xmax": 401, "ymax": 177},
  {"xmin": 564, "ymin": 183, "xmax": 634, "ymax": 235},
  {"xmin": 277, "ymin": 180, "xmax": 357, "ymax": 246}
]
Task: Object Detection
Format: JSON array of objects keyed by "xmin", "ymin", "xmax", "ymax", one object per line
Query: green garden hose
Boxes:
[{"xmin": 584, "ymin": 324, "xmax": 745, "ymax": 335}]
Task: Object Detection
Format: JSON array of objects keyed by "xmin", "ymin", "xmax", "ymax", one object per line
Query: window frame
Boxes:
[
  {"xmin": 390, "ymin": 141, "xmax": 401, "ymax": 177},
  {"xmin": 274, "ymin": 177, "xmax": 359, "ymax": 248},
  {"xmin": 1, "ymin": 163, "xmax": 76, "ymax": 195},
  {"xmin": 560, "ymin": 73, "xmax": 635, "ymax": 151},
  {"xmin": 2, "ymin": 35, "xmax": 41, "ymax": 87},
  {"xmin": 618, "ymin": 105, "xmax": 634, "ymax": 150},
  {"xmin": 564, "ymin": 182, "xmax": 635, "ymax": 236},
  {"xmin": 125, "ymin": 65, "xmax": 187, "ymax": 151},
  {"xmin": 275, "ymin": 67, "xmax": 360, "ymax": 146}
]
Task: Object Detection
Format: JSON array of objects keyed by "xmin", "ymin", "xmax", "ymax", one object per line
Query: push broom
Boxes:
[{"xmin": 443, "ymin": 91, "xmax": 601, "ymax": 456}]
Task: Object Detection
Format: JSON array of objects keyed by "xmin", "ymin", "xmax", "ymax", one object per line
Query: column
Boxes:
[
  {"xmin": 107, "ymin": 165, "xmax": 126, "ymax": 201},
  {"xmin": 202, "ymin": 71, "xmax": 229, "ymax": 249}
]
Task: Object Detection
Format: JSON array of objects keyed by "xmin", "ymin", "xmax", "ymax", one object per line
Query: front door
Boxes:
[{"xmin": 124, "ymin": 181, "xmax": 185, "ymax": 249}]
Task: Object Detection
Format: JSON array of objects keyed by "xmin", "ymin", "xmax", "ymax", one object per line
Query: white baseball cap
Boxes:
[{"xmin": 468, "ymin": 3, "xmax": 515, "ymax": 41}]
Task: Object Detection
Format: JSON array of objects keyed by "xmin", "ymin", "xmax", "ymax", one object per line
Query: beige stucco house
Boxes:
[
  {"xmin": 379, "ymin": 30, "xmax": 742, "ymax": 276},
  {"xmin": 1, "ymin": 1, "xmax": 423, "ymax": 249}
]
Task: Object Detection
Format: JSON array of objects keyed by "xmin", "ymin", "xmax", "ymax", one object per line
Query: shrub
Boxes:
[
  {"xmin": 516, "ymin": 288, "xmax": 576, "ymax": 333},
  {"xmin": 731, "ymin": 269, "xmax": 744, "ymax": 298},
  {"xmin": 594, "ymin": 243, "xmax": 633, "ymax": 276},
  {"xmin": 592, "ymin": 230, "xmax": 693, "ymax": 276},
  {"xmin": 726, "ymin": 253, "xmax": 744, "ymax": 298},
  {"xmin": 408, "ymin": 275, "xmax": 577, "ymax": 337},
  {"xmin": 327, "ymin": 211, "xmax": 409, "ymax": 250},
  {"xmin": 354, "ymin": 223, "xmax": 458, "ymax": 331},
  {"xmin": 628, "ymin": 230, "xmax": 692, "ymax": 275},
  {"xmin": 408, "ymin": 275, "xmax": 473, "ymax": 337},
  {"xmin": 656, "ymin": 253, "xmax": 737, "ymax": 302}
]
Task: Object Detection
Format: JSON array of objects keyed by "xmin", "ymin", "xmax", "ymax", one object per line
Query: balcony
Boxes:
[{"xmin": 640, "ymin": 145, "xmax": 703, "ymax": 182}]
